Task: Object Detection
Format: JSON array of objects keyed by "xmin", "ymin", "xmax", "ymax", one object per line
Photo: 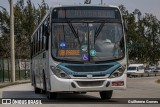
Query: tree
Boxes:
[
  {"xmin": 0, "ymin": 0, "xmax": 48, "ymax": 59},
  {"xmin": 0, "ymin": 7, "xmax": 10, "ymax": 58},
  {"xmin": 119, "ymin": 5, "xmax": 160, "ymax": 63},
  {"xmin": 0, "ymin": 3, "xmax": 160, "ymax": 64},
  {"xmin": 142, "ymin": 13, "xmax": 160, "ymax": 63}
]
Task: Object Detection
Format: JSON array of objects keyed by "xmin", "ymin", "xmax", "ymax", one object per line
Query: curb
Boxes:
[
  {"xmin": 127, "ymin": 73, "xmax": 160, "ymax": 78},
  {"xmin": 0, "ymin": 80, "xmax": 31, "ymax": 88}
]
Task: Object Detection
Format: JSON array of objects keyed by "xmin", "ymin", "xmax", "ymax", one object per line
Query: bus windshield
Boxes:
[{"xmin": 52, "ymin": 22, "xmax": 124, "ymax": 62}]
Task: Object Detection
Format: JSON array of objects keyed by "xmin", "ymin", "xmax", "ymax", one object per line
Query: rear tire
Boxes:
[
  {"xmin": 99, "ymin": 91, "xmax": 113, "ymax": 100},
  {"xmin": 47, "ymin": 92, "xmax": 57, "ymax": 99},
  {"xmin": 34, "ymin": 76, "xmax": 41, "ymax": 94},
  {"xmin": 42, "ymin": 72, "xmax": 46, "ymax": 94},
  {"xmin": 34, "ymin": 87, "xmax": 41, "ymax": 94}
]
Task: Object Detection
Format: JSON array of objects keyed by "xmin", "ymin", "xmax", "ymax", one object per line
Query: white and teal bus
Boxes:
[{"xmin": 31, "ymin": 5, "xmax": 127, "ymax": 99}]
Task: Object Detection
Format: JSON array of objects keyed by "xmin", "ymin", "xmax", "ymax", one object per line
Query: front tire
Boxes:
[
  {"xmin": 99, "ymin": 90, "xmax": 113, "ymax": 100},
  {"xmin": 47, "ymin": 92, "xmax": 57, "ymax": 99},
  {"xmin": 80, "ymin": 92, "xmax": 87, "ymax": 94},
  {"xmin": 73, "ymin": 92, "xmax": 87, "ymax": 94}
]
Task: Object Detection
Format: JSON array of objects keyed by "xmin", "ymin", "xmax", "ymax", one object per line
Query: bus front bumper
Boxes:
[{"xmin": 49, "ymin": 74, "xmax": 126, "ymax": 92}]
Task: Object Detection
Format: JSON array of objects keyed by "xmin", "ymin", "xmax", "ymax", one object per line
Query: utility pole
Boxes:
[
  {"xmin": 101, "ymin": 0, "xmax": 103, "ymax": 5},
  {"xmin": 10, "ymin": 0, "xmax": 15, "ymax": 83}
]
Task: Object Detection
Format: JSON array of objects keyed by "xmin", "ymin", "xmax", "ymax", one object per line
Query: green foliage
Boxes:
[
  {"xmin": 119, "ymin": 5, "xmax": 160, "ymax": 63},
  {"xmin": 0, "ymin": 3, "xmax": 160, "ymax": 64},
  {"xmin": 0, "ymin": 0, "xmax": 48, "ymax": 59}
]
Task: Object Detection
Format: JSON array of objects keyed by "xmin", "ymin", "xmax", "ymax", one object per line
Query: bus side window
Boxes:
[
  {"xmin": 44, "ymin": 17, "xmax": 50, "ymax": 50},
  {"xmin": 32, "ymin": 36, "xmax": 35, "ymax": 56},
  {"xmin": 31, "ymin": 42, "xmax": 33, "ymax": 58},
  {"xmin": 35, "ymin": 33, "xmax": 37, "ymax": 54},
  {"xmin": 38, "ymin": 30, "xmax": 41, "ymax": 52},
  {"xmin": 36, "ymin": 32, "xmax": 39, "ymax": 54},
  {"xmin": 39, "ymin": 27, "xmax": 42, "ymax": 52},
  {"xmin": 137, "ymin": 67, "xmax": 139, "ymax": 71},
  {"xmin": 42, "ymin": 23, "xmax": 45, "ymax": 50}
]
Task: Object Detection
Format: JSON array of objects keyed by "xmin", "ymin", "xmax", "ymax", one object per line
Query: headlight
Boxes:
[
  {"xmin": 109, "ymin": 65, "xmax": 126, "ymax": 78},
  {"xmin": 50, "ymin": 66, "xmax": 71, "ymax": 79}
]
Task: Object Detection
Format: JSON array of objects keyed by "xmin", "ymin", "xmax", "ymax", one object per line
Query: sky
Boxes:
[{"xmin": 0, "ymin": 0, "xmax": 160, "ymax": 20}]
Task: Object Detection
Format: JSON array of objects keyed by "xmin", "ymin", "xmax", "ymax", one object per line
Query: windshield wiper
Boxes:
[
  {"xmin": 67, "ymin": 22, "xmax": 81, "ymax": 45},
  {"xmin": 94, "ymin": 23, "xmax": 105, "ymax": 39}
]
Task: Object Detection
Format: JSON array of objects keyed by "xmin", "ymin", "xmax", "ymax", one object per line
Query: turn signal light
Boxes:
[{"xmin": 112, "ymin": 81, "xmax": 124, "ymax": 86}]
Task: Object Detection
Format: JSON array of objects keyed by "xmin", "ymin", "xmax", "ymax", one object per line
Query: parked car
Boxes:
[
  {"xmin": 127, "ymin": 64, "xmax": 144, "ymax": 74},
  {"xmin": 152, "ymin": 68, "xmax": 160, "ymax": 72},
  {"xmin": 144, "ymin": 68, "xmax": 155, "ymax": 73}
]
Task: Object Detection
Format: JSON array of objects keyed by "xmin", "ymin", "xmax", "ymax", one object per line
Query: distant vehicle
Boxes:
[
  {"xmin": 157, "ymin": 61, "xmax": 160, "ymax": 68},
  {"xmin": 149, "ymin": 63, "xmax": 156, "ymax": 69},
  {"xmin": 127, "ymin": 64, "xmax": 144, "ymax": 74},
  {"xmin": 144, "ymin": 68, "xmax": 155, "ymax": 73},
  {"xmin": 152, "ymin": 68, "xmax": 160, "ymax": 72}
]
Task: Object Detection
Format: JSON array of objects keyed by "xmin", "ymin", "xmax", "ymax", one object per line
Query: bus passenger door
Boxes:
[{"xmin": 41, "ymin": 17, "xmax": 50, "ymax": 91}]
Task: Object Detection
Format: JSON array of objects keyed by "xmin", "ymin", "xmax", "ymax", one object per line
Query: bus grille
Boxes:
[
  {"xmin": 65, "ymin": 65, "xmax": 113, "ymax": 72},
  {"xmin": 76, "ymin": 81, "xmax": 104, "ymax": 87},
  {"xmin": 73, "ymin": 74, "xmax": 106, "ymax": 78}
]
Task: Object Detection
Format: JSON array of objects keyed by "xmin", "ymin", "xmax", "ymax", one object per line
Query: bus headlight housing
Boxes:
[
  {"xmin": 50, "ymin": 66, "xmax": 71, "ymax": 79},
  {"xmin": 109, "ymin": 65, "xmax": 126, "ymax": 78}
]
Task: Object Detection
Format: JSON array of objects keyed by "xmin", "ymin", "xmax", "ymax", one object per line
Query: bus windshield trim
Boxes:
[{"xmin": 51, "ymin": 22, "xmax": 125, "ymax": 63}]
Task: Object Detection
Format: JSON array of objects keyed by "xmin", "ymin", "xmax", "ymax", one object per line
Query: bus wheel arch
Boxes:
[
  {"xmin": 33, "ymin": 72, "xmax": 41, "ymax": 94},
  {"xmin": 42, "ymin": 70, "xmax": 47, "ymax": 93}
]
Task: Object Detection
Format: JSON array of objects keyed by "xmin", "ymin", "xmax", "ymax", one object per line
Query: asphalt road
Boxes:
[{"xmin": 0, "ymin": 76, "xmax": 160, "ymax": 107}]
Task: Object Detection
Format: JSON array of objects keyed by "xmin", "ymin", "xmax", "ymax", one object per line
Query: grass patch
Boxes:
[{"xmin": 156, "ymin": 79, "xmax": 160, "ymax": 84}]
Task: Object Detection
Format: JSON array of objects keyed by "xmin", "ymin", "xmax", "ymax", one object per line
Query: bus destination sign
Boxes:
[{"xmin": 57, "ymin": 9, "xmax": 116, "ymax": 19}]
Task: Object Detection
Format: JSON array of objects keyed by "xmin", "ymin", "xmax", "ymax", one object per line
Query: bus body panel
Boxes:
[
  {"xmin": 32, "ymin": 52, "xmax": 47, "ymax": 89},
  {"xmin": 49, "ymin": 73, "xmax": 126, "ymax": 92},
  {"xmin": 31, "ymin": 5, "xmax": 127, "ymax": 95},
  {"xmin": 48, "ymin": 52, "xmax": 127, "ymax": 92}
]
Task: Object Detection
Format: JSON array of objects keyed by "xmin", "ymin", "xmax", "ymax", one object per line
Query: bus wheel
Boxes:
[
  {"xmin": 47, "ymin": 92, "xmax": 57, "ymax": 99},
  {"xmin": 73, "ymin": 92, "xmax": 87, "ymax": 94},
  {"xmin": 34, "ymin": 76, "xmax": 41, "ymax": 94},
  {"xmin": 80, "ymin": 92, "xmax": 87, "ymax": 94},
  {"xmin": 99, "ymin": 91, "xmax": 113, "ymax": 100},
  {"xmin": 34, "ymin": 87, "xmax": 41, "ymax": 94},
  {"xmin": 42, "ymin": 72, "xmax": 46, "ymax": 94}
]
